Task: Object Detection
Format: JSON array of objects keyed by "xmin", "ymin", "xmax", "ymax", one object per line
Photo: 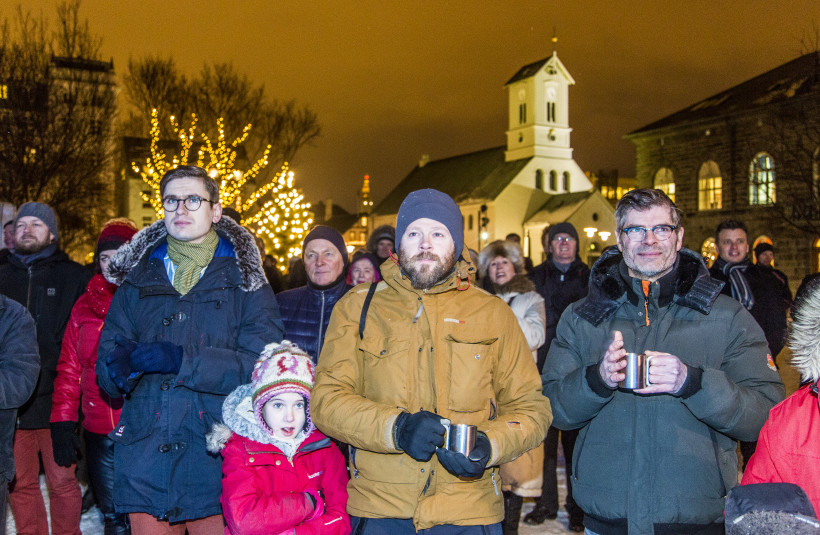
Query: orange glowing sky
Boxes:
[{"xmin": 21, "ymin": 1, "xmax": 820, "ymax": 211}]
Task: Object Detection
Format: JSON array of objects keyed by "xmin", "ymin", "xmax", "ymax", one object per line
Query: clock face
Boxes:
[
  {"xmin": 546, "ymin": 87, "xmax": 557, "ymax": 101},
  {"xmin": 518, "ymin": 88, "xmax": 526, "ymax": 101}
]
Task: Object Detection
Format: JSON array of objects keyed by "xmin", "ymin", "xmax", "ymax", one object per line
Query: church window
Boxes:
[
  {"xmin": 535, "ymin": 169, "xmax": 544, "ymax": 190},
  {"xmin": 468, "ymin": 214, "xmax": 474, "ymax": 230},
  {"xmin": 654, "ymin": 168, "xmax": 676, "ymax": 203},
  {"xmin": 749, "ymin": 152, "xmax": 775, "ymax": 205},
  {"xmin": 563, "ymin": 171, "xmax": 570, "ymax": 192},
  {"xmin": 697, "ymin": 162, "xmax": 721, "ymax": 210},
  {"xmin": 549, "ymin": 170, "xmax": 557, "ymax": 191},
  {"xmin": 519, "ymin": 103, "xmax": 527, "ymax": 124},
  {"xmin": 547, "ymin": 102, "xmax": 556, "ymax": 122}
]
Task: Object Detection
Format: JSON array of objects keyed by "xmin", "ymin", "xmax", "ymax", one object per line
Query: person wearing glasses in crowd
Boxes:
[
  {"xmin": 96, "ymin": 166, "xmax": 283, "ymax": 534},
  {"xmin": 542, "ymin": 188, "xmax": 784, "ymax": 534}
]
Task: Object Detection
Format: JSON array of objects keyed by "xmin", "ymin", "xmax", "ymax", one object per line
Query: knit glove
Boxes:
[
  {"xmin": 130, "ymin": 341, "xmax": 183, "ymax": 375},
  {"xmin": 106, "ymin": 334, "xmax": 138, "ymax": 393},
  {"xmin": 436, "ymin": 432, "xmax": 491, "ymax": 479},
  {"xmin": 394, "ymin": 410, "xmax": 446, "ymax": 462},
  {"xmin": 50, "ymin": 421, "xmax": 82, "ymax": 467}
]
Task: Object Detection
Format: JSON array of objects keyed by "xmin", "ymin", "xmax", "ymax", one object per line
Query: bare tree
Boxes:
[{"xmin": 0, "ymin": 1, "xmax": 116, "ymax": 256}]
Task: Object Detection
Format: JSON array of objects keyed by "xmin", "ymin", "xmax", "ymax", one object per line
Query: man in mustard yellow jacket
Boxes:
[{"xmin": 312, "ymin": 189, "xmax": 551, "ymax": 534}]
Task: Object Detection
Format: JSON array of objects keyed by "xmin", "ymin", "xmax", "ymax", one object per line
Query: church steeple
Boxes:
[{"xmin": 358, "ymin": 174, "xmax": 373, "ymax": 216}]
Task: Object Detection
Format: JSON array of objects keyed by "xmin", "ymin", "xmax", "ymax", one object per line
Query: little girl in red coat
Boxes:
[{"xmin": 207, "ymin": 340, "xmax": 350, "ymax": 535}]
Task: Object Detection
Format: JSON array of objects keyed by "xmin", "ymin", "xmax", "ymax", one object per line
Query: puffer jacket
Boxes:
[
  {"xmin": 0, "ymin": 295, "xmax": 40, "ymax": 482},
  {"xmin": 95, "ymin": 218, "xmax": 284, "ymax": 523},
  {"xmin": 50, "ymin": 274, "xmax": 123, "ymax": 434},
  {"xmin": 312, "ymin": 253, "xmax": 552, "ymax": 530},
  {"xmin": 209, "ymin": 383, "xmax": 350, "ymax": 535},
  {"xmin": 542, "ymin": 248, "xmax": 785, "ymax": 535},
  {"xmin": 276, "ymin": 279, "xmax": 352, "ymax": 363},
  {"xmin": 0, "ymin": 248, "xmax": 91, "ymax": 428}
]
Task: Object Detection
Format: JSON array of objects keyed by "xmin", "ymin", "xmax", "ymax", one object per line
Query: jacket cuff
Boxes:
[
  {"xmin": 388, "ymin": 411, "xmax": 407, "ymax": 451},
  {"xmin": 675, "ymin": 365, "xmax": 703, "ymax": 399},
  {"xmin": 304, "ymin": 489, "xmax": 324, "ymax": 522},
  {"xmin": 586, "ymin": 364, "xmax": 616, "ymax": 398}
]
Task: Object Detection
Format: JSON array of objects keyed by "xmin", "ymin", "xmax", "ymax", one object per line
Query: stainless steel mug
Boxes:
[
  {"xmin": 440, "ymin": 419, "xmax": 476, "ymax": 456},
  {"xmin": 618, "ymin": 352, "xmax": 652, "ymax": 390}
]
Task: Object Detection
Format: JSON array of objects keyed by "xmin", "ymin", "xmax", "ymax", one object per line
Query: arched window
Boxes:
[
  {"xmin": 468, "ymin": 214, "xmax": 474, "ymax": 230},
  {"xmin": 549, "ymin": 170, "xmax": 557, "ymax": 191},
  {"xmin": 535, "ymin": 169, "xmax": 544, "ymax": 190},
  {"xmin": 701, "ymin": 237, "xmax": 717, "ymax": 268},
  {"xmin": 749, "ymin": 152, "xmax": 775, "ymax": 205},
  {"xmin": 698, "ymin": 161, "xmax": 722, "ymax": 210},
  {"xmin": 563, "ymin": 171, "xmax": 570, "ymax": 192},
  {"xmin": 654, "ymin": 168, "xmax": 675, "ymax": 202}
]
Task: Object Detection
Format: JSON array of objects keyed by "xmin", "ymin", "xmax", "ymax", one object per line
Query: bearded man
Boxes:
[{"xmin": 312, "ymin": 188, "xmax": 551, "ymax": 534}]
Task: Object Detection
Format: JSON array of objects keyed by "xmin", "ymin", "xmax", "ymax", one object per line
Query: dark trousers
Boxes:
[
  {"xmin": 1, "ymin": 477, "xmax": 7, "ymax": 535},
  {"xmin": 540, "ymin": 426, "xmax": 583, "ymax": 523},
  {"xmin": 85, "ymin": 430, "xmax": 130, "ymax": 535},
  {"xmin": 351, "ymin": 517, "xmax": 502, "ymax": 534}
]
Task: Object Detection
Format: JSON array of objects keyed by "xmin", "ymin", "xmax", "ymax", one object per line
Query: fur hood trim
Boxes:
[
  {"xmin": 576, "ymin": 247, "xmax": 724, "ymax": 326},
  {"xmin": 788, "ymin": 283, "xmax": 820, "ymax": 383},
  {"xmin": 492, "ymin": 274, "xmax": 536, "ymax": 295},
  {"xmin": 104, "ymin": 217, "xmax": 266, "ymax": 292}
]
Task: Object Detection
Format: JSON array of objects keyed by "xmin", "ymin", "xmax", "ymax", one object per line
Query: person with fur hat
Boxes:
[
  {"xmin": 50, "ymin": 218, "xmax": 138, "ymax": 535},
  {"xmin": 276, "ymin": 225, "xmax": 352, "ymax": 363},
  {"xmin": 96, "ymin": 166, "xmax": 283, "ymax": 532},
  {"xmin": 479, "ymin": 240, "xmax": 546, "ymax": 535},
  {"xmin": 0, "ymin": 202, "xmax": 92, "ymax": 535},
  {"xmin": 312, "ymin": 188, "xmax": 551, "ymax": 534},
  {"xmin": 209, "ymin": 340, "xmax": 350, "ymax": 534}
]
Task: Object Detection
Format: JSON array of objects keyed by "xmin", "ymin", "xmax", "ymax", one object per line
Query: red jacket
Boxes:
[
  {"xmin": 50, "ymin": 274, "xmax": 123, "ymax": 434},
  {"xmin": 221, "ymin": 430, "xmax": 350, "ymax": 535},
  {"xmin": 742, "ymin": 382, "xmax": 820, "ymax": 514}
]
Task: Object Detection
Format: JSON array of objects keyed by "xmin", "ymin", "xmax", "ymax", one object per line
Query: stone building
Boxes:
[{"xmin": 626, "ymin": 51, "xmax": 820, "ymax": 289}]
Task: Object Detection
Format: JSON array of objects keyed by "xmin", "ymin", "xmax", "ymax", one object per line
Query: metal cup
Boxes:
[
  {"xmin": 618, "ymin": 352, "xmax": 652, "ymax": 390},
  {"xmin": 440, "ymin": 419, "xmax": 476, "ymax": 456}
]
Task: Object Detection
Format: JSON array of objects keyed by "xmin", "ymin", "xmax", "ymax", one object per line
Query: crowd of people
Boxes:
[{"xmin": 1, "ymin": 166, "xmax": 819, "ymax": 535}]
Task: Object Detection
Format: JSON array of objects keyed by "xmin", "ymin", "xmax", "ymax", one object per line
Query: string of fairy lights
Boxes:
[{"xmin": 132, "ymin": 108, "xmax": 312, "ymax": 263}]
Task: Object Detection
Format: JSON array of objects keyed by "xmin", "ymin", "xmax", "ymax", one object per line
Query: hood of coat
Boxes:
[
  {"xmin": 788, "ymin": 282, "xmax": 820, "ymax": 384},
  {"xmin": 84, "ymin": 273, "xmax": 117, "ymax": 318},
  {"xmin": 104, "ymin": 217, "xmax": 266, "ymax": 292},
  {"xmin": 576, "ymin": 247, "xmax": 724, "ymax": 326},
  {"xmin": 491, "ymin": 273, "xmax": 536, "ymax": 296},
  {"xmin": 383, "ymin": 246, "xmax": 476, "ymax": 295}
]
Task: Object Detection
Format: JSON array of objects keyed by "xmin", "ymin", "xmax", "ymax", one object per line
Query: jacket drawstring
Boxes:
[{"xmin": 642, "ymin": 280, "xmax": 651, "ymax": 326}]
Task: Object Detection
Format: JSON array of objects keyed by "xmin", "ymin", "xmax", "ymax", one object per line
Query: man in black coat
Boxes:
[
  {"xmin": 525, "ymin": 222, "xmax": 590, "ymax": 532},
  {"xmin": 0, "ymin": 295, "xmax": 40, "ymax": 535},
  {"xmin": 0, "ymin": 202, "xmax": 91, "ymax": 535}
]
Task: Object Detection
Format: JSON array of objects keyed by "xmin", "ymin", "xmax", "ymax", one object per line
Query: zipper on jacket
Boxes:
[
  {"xmin": 318, "ymin": 290, "xmax": 326, "ymax": 355},
  {"xmin": 420, "ymin": 472, "xmax": 431, "ymax": 496},
  {"xmin": 26, "ymin": 265, "xmax": 33, "ymax": 310},
  {"xmin": 350, "ymin": 446, "xmax": 359, "ymax": 478},
  {"xmin": 491, "ymin": 470, "xmax": 499, "ymax": 495}
]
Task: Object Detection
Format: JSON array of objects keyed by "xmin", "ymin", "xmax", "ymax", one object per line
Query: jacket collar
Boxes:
[
  {"xmin": 383, "ymin": 248, "xmax": 476, "ymax": 296},
  {"xmin": 8, "ymin": 246, "xmax": 68, "ymax": 270},
  {"xmin": 576, "ymin": 247, "xmax": 725, "ymax": 326},
  {"xmin": 105, "ymin": 217, "xmax": 266, "ymax": 292}
]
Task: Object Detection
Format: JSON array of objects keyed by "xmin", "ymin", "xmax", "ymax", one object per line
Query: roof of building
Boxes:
[
  {"xmin": 373, "ymin": 146, "xmax": 532, "ymax": 215},
  {"xmin": 628, "ymin": 51, "xmax": 820, "ymax": 136},
  {"xmin": 526, "ymin": 191, "xmax": 596, "ymax": 224}
]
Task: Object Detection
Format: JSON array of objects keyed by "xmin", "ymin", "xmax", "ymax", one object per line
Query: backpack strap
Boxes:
[{"xmin": 359, "ymin": 282, "xmax": 378, "ymax": 340}]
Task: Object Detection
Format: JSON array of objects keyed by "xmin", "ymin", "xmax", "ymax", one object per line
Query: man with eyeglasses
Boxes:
[
  {"xmin": 96, "ymin": 166, "xmax": 284, "ymax": 534},
  {"xmin": 542, "ymin": 189, "xmax": 783, "ymax": 534}
]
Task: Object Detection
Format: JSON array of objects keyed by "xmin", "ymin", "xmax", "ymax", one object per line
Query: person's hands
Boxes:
[
  {"xmin": 635, "ymin": 351, "xmax": 688, "ymax": 394},
  {"xmin": 106, "ymin": 334, "xmax": 138, "ymax": 393},
  {"xmin": 436, "ymin": 432, "xmax": 491, "ymax": 479},
  {"xmin": 50, "ymin": 421, "xmax": 81, "ymax": 467},
  {"xmin": 394, "ymin": 410, "xmax": 446, "ymax": 461},
  {"xmin": 130, "ymin": 341, "xmax": 183, "ymax": 375},
  {"xmin": 598, "ymin": 330, "xmax": 627, "ymax": 388}
]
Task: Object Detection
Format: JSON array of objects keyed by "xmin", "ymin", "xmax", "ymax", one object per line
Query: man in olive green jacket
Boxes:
[
  {"xmin": 312, "ymin": 189, "xmax": 551, "ymax": 534},
  {"xmin": 542, "ymin": 189, "xmax": 784, "ymax": 535}
]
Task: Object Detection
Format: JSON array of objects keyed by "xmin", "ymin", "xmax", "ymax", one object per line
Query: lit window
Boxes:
[
  {"xmin": 549, "ymin": 171, "xmax": 557, "ymax": 191},
  {"xmin": 0, "ymin": 84, "xmax": 7, "ymax": 99},
  {"xmin": 535, "ymin": 169, "xmax": 543, "ymax": 190},
  {"xmin": 749, "ymin": 153, "xmax": 775, "ymax": 205},
  {"xmin": 698, "ymin": 161, "xmax": 722, "ymax": 210},
  {"xmin": 654, "ymin": 168, "xmax": 675, "ymax": 202}
]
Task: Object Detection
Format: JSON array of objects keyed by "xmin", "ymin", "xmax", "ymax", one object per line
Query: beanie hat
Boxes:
[
  {"xmin": 754, "ymin": 242, "xmax": 774, "ymax": 258},
  {"xmin": 395, "ymin": 189, "xmax": 464, "ymax": 256},
  {"xmin": 547, "ymin": 221, "xmax": 580, "ymax": 258},
  {"xmin": 251, "ymin": 340, "xmax": 316, "ymax": 436},
  {"xmin": 97, "ymin": 218, "xmax": 138, "ymax": 255},
  {"xmin": 302, "ymin": 225, "xmax": 349, "ymax": 270},
  {"xmin": 15, "ymin": 202, "xmax": 59, "ymax": 243}
]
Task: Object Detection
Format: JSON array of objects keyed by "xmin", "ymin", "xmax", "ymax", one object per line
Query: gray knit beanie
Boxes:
[
  {"xmin": 15, "ymin": 202, "xmax": 59, "ymax": 243},
  {"xmin": 395, "ymin": 189, "xmax": 463, "ymax": 256}
]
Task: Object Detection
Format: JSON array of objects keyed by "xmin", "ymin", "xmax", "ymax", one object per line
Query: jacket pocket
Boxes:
[
  {"xmin": 446, "ymin": 334, "xmax": 496, "ymax": 413},
  {"xmin": 109, "ymin": 411, "xmax": 159, "ymax": 445},
  {"xmin": 358, "ymin": 335, "xmax": 409, "ymax": 405}
]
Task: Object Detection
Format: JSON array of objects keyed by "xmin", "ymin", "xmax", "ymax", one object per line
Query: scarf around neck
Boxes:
[
  {"xmin": 717, "ymin": 257, "xmax": 754, "ymax": 310},
  {"xmin": 166, "ymin": 229, "xmax": 219, "ymax": 295}
]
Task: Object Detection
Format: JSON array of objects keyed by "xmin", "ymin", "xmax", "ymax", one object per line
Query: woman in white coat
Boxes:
[{"xmin": 479, "ymin": 240, "xmax": 546, "ymax": 535}]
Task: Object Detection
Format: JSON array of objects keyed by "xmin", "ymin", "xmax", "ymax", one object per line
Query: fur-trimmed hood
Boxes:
[
  {"xmin": 104, "ymin": 217, "xmax": 266, "ymax": 292},
  {"xmin": 788, "ymin": 282, "xmax": 820, "ymax": 383},
  {"xmin": 491, "ymin": 273, "xmax": 536, "ymax": 296},
  {"xmin": 576, "ymin": 247, "xmax": 724, "ymax": 326}
]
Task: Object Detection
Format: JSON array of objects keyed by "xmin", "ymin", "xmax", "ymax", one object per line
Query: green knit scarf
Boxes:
[{"xmin": 166, "ymin": 229, "xmax": 219, "ymax": 295}]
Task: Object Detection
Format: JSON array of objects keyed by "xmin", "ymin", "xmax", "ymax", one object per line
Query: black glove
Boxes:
[
  {"xmin": 130, "ymin": 341, "xmax": 183, "ymax": 374},
  {"xmin": 106, "ymin": 334, "xmax": 138, "ymax": 393},
  {"xmin": 435, "ymin": 432, "xmax": 491, "ymax": 479},
  {"xmin": 394, "ymin": 410, "xmax": 446, "ymax": 462},
  {"xmin": 50, "ymin": 421, "xmax": 82, "ymax": 467}
]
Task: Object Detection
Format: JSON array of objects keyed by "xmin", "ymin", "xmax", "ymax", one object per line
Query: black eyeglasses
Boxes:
[
  {"xmin": 162, "ymin": 196, "xmax": 216, "ymax": 212},
  {"xmin": 621, "ymin": 225, "xmax": 678, "ymax": 242}
]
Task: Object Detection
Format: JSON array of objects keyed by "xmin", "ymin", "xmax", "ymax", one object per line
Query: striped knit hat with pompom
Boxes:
[{"xmin": 251, "ymin": 340, "xmax": 316, "ymax": 436}]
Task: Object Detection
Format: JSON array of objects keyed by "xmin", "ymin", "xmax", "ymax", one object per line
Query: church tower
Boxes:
[
  {"xmin": 358, "ymin": 174, "xmax": 373, "ymax": 216},
  {"xmin": 504, "ymin": 51, "xmax": 575, "ymax": 162}
]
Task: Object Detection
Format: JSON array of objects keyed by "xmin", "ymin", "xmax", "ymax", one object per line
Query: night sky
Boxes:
[{"xmin": 20, "ymin": 1, "xmax": 820, "ymax": 212}]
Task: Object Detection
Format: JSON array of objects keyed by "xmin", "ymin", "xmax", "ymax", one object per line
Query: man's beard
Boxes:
[
  {"xmin": 15, "ymin": 235, "xmax": 51, "ymax": 255},
  {"xmin": 399, "ymin": 249, "xmax": 456, "ymax": 290}
]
